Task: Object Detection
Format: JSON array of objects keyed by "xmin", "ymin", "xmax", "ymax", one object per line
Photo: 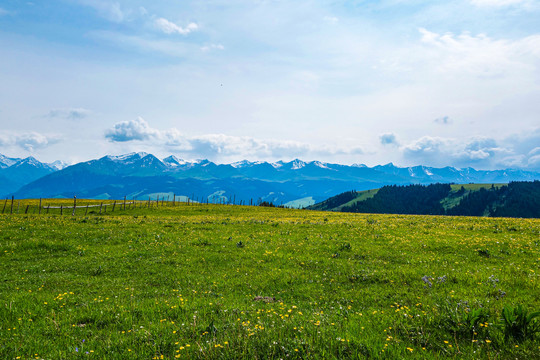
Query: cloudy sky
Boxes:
[{"xmin": 0, "ymin": 0, "xmax": 539, "ymax": 170}]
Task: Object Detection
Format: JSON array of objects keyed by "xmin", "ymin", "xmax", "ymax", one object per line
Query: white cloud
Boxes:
[
  {"xmin": 0, "ymin": 7, "xmax": 11, "ymax": 16},
  {"xmin": 47, "ymin": 108, "xmax": 91, "ymax": 120},
  {"xmin": 418, "ymin": 28, "xmax": 540, "ymax": 78},
  {"xmin": 404, "ymin": 136, "xmax": 447, "ymax": 155},
  {"xmin": 154, "ymin": 18, "xmax": 198, "ymax": 35},
  {"xmin": 0, "ymin": 132, "xmax": 61, "ymax": 152},
  {"xmin": 168, "ymin": 134, "xmax": 363, "ymax": 160},
  {"xmin": 528, "ymin": 154, "xmax": 540, "ymax": 167},
  {"xmin": 104, "ymin": 117, "xmax": 364, "ymax": 161},
  {"xmin": 529, "ymin": 147, "xmax": 540, "ymax": 156},
  {"xmin": 105, "ymin": 117, "xmax": 160, "ymax": 142},
  {"xmin": 499, "ymin": 154, "xmax": 527, "ymax": 168},
  {"xmin": 200, "ymin": 44, "xmax": 225, "ymax": 52},
  {"xmin": 400, "ymin": 131, "xmax": 540, "ymax": 170}
]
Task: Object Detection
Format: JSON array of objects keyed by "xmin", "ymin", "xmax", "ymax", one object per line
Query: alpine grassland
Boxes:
[{"xmin": 1, "ymin": 200, "xmax": 539, "ymax": 359}]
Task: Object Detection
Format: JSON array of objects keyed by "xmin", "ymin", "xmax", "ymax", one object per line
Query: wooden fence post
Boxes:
[
  {"xmin": 72, "ymin": 196, "xmax": 76, "ymax": 216},
  {"xmin": 99, "ymin": 202, "xmax": 103, "ymax": 214},
  {"xmin": 2, "ymin": 198, "xmax": 7, "ymax": 213},
  {"xmin": 60, "ymin": 205, "xmax": 63, "ymax": 215},
  {"xmin": 173, "ymin": 194, "xmax": 176, "ymax": 206},
  {"xmin": 25, "ymin": 205, "xmax": 30, "ymax": 214},
  {"xmin": 112, "ymin": 201, "xmax": 116, "ymax": 212},
  {"xmin": 17, "ymin": 201, "xmax": 20, "ymax": 214},
  {"xmin": 39, "ymin": 198, "xmax": 42, "ymax": 215},
  {"xmin": 46, "ymin": 205, "xmax": 49, "ymax": 214},
  {"xmin": 10, "ymin": 196, "xmax": 14, "ymax": 214}
]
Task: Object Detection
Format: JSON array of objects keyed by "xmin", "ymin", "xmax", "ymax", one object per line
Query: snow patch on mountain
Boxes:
[
  {"xmin": 108, "ymin": 152, "xmax": 149, "ymax": 163},
  {"xmin": 0, "ymin": 154, "xmax": 21, "ymax": 168},
  {"xmin": 231, "ymin": 160, "xmax": 252, "ymax": 168},
  {"xmin": 291, "ymin": 159, "xmax": 306, "ymax": 170},
  {"xmin": 313, "ymin": 161, "xmax": 330, "ymax": 169},
  {"xmin": 163, "ymin": 155, "xmax": 188, "ymax": 167},
  {"xmin": 48, "ymin": 160, "xmax": 69, "ymax": 170}
]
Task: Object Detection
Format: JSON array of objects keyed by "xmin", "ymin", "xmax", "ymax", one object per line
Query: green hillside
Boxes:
[
  {"xmin": 309, "ymin": 181, "xmax": 539, "ymax": 218},
  {"xmin": 1, "ymin": 201, "xmax": 540, "ymax": 359},
  {"xmin": 308, "ymin": 189, "xmax": 379, "ymax": 211}
]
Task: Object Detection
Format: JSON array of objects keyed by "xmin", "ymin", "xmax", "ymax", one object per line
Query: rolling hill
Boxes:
[{"xmin": 308, "ymin": 181, "xmax": 540, "ymax": 218}]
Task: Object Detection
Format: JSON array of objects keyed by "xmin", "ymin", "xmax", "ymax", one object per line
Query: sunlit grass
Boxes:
[{"xmin": 1, "ymin": 202, "xmax": 539, "ymax": 359}]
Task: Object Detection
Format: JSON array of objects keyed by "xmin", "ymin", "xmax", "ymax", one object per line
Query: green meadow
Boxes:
[{"xmin": 1, "ymin": 202, "xmax": 539, "ymax": 359}]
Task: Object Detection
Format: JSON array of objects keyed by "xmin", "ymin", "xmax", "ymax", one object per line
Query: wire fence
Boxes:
[{"xmin": 0, "ymin": 193, "xmax": 279, "ymax": 216}]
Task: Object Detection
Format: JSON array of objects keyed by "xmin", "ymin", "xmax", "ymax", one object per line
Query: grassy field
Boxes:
[
  {"xmin": 1, "ymin": 201, "xmax": 539, "ymax": 359},
  {"xmin": 336, "ymin": 189, "xmax": 379, "ymax": 211}
]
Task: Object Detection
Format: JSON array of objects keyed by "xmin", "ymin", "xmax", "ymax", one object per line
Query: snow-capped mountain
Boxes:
[
  {"xmin": 163, "ymin": 155, "xmax": 189, "ymax": 168},
  {"xmin": 0, "ymin": 155, "xmax": 64, "ymax": 195},
  {"xmin": 230, "ymin": 160, "xmax": 265, "ymax": 168},
  {"xmin": 106, "ymin": 152, "xmax": 149, "ymax": 164},
  {"xmin": 48, "ymin": 160, "xmax": 69, "ymax": 171},
  {"xmin": 3, "ymin": 152, "xmax": 540, "ymax": 206},
  {"xmin": 0, "ymin": 154, "xmax": 21, "ymax": 169}
]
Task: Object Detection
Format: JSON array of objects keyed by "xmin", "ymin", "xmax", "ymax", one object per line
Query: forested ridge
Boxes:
[{"xmin": 315, "ymin": 181, "xmax": 540, "ymax": 218}]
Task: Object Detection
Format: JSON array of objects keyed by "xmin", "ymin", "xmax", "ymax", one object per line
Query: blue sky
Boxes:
[{"xmin": 0, "ymin": 0, "xmax": 539, "ymax": 170}]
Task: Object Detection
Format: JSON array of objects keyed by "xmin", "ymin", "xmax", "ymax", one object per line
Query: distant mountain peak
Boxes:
[
  {"xmin": 271, "ymin": 161, "xmax": 284, "ymax": 169},
  {"xmin": 21, "ymin": 156, "xmax": 39, "ymax": 164},
  {"xmin": 163, "ymin": 155, "xmax": 188, "ymax": 167},
  {"xmin": 107, "ymin": 152, "xmax": 149, "ymax": 163},
  {"xmin": 231, "ymin": 160, "xmax": 252, "ymax": 168},
  {"xmin": 48, "ymin": 160, "xmax": 69, "ymax": 171},
  {"xmin": 312, "ymin": 161, "xmax": 330, "ymax": 169},
  {"xmin": 14, "ymin": 156, "xmax": 51, "ymax": 169},
  {"xmin": 4, "ymin": 150, "xmax": 540, "ymax": 208},
  {"xmin": 0, "ymin": 154, "xmax": 21, "ymax": 168},
  {"xmin": 291, "ymin": 159, "xmax": 306, "ymax": 170}
]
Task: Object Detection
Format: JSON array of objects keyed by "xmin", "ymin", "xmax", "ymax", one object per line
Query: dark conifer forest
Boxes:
[{"xmin": 328, "ymin": 181, "xmax": 540, "ymax": 218}]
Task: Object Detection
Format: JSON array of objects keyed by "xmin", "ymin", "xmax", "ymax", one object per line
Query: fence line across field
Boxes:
[
  {"xmin": 43, "ymin": 202, "xmax": 136, "ymax": 209},
  {"xmin": 2, "ymin": 193, "xmax": 286, "ymax": 215}
]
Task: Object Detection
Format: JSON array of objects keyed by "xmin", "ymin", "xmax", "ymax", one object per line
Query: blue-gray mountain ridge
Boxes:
[
  {"xmin": 3, "ymin": 152, "xmax": 539, "ymax": 208},
  {"xmin": 0, "ymin": 154, "xmax": 67, "ymax": 196}
]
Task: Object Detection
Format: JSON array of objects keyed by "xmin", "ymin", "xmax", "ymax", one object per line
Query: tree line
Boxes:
[{"xmin": 340, "ymin": 181, "xmax": 539, "ymax": 218}]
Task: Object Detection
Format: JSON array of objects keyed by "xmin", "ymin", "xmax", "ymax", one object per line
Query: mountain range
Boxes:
[
  {"xmin": 2, "ymin": 152, "xmax": 540, "ymax": 207},
  {"xmin": 0, "ymin": 154, "xmax": 67, "ymax": 196}
]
